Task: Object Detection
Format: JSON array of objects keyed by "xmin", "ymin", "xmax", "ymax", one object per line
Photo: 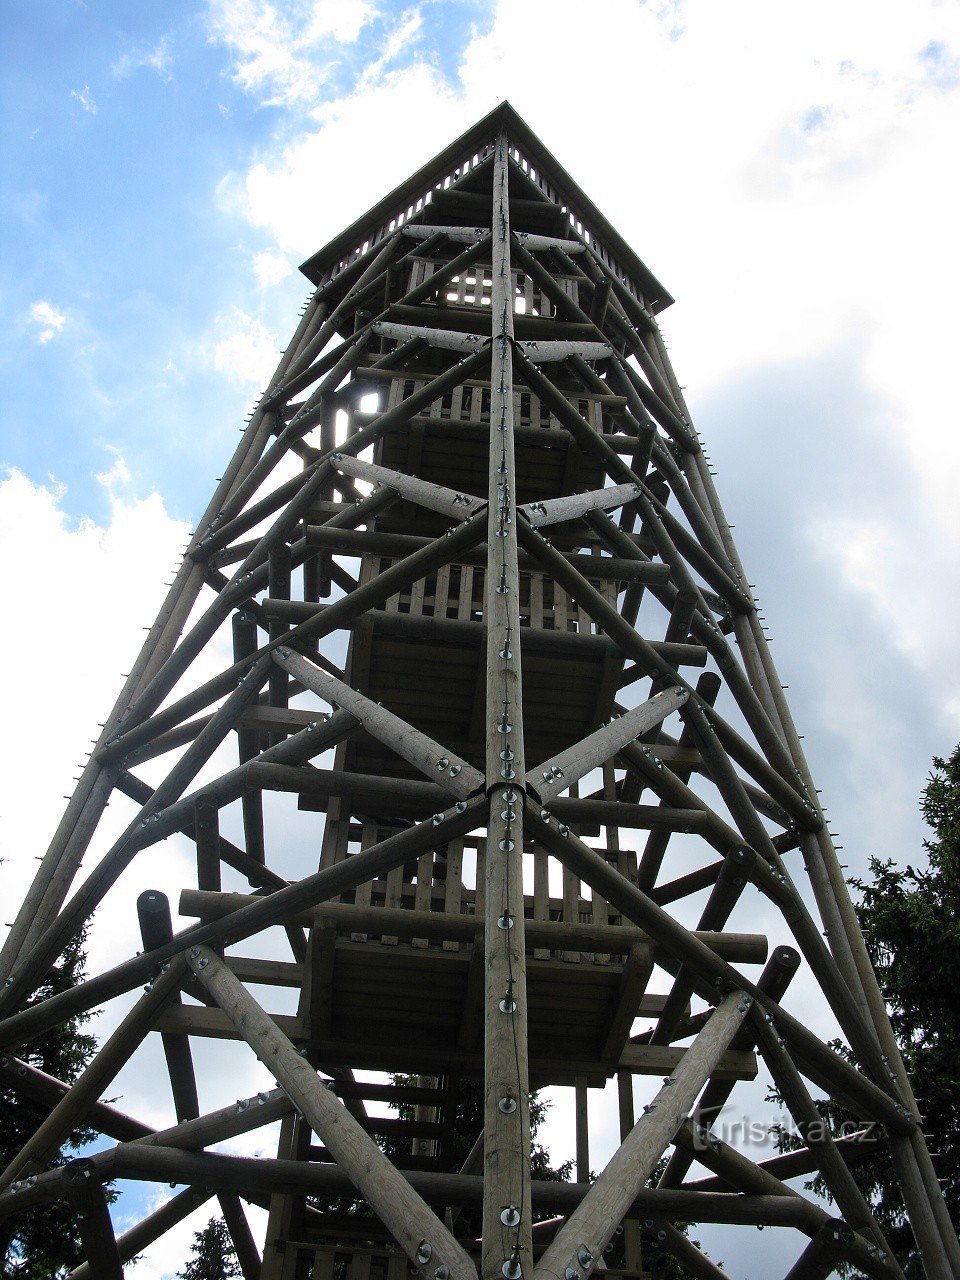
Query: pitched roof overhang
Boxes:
[{"xmin": 299, "ymin": 101, "xmax": 673, "ymax": 314}]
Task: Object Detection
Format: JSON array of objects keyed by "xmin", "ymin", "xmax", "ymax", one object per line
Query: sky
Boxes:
[{"xmin": 2, "ymin": 0, "xmax": 960, "ymax": 1275}]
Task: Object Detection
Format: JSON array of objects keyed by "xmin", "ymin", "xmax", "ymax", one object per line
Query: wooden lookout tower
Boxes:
[{"xmin": 0, "ymin": 104, "xmax": 956, "ymax": 1280}]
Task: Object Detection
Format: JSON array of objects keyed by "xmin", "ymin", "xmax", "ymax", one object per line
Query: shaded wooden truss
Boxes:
[{"xmin": 0, "ymin": 103, "xmax": 955, "ymax": 1280}]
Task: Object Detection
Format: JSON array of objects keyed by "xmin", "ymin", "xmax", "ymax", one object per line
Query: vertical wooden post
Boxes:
[
  {"xmin": 137, "ymin": 890, "xmax": 201, "ymax": 1122},
  {"xmin": 575, "ymin": 1079, "xmax": 590, "ymax": 1183},
  {"xmin": 482, "ymin": 131, "xmax": 533, "ymax": 1280},
  {"xmin": 195, "ymin": 797, "xmax": 222, "ymax": 893},
  {"xmin": 63, "ymin": 1158, "xmax": 123, "ymax": 1280}
]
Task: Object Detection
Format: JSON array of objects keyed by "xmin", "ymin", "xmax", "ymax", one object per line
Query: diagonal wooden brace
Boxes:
[
  {"xmin": 523, "ymin": 803, "xmax": 913, "ymax": 1134},
  {"xmin": 373, "ymin": 320, "xmax": 490, "ymax": 353},
  {"xmin": 533, "ymin": 991, "xmax": 753, "ymax": 1280},
  {"xmin": 530, "ymin": 686, "xmax": 688, "ymax": 802},
  {"xmin": 273, "ymin": 647, "xmax": 483, "ymax": 799},
  {"xmin": 187, "ymin": 945, "xmax": 477, "ymax": 1280},
  {"xmin": 519, "ymin": 481, "xmax": 640, "ymax": 529},
  {"xmin": 332, "ymin": 452, "xmax": 486, "ymax": 521},
  {"xmin": 515, "ymin": 339, "xmax": 611, "ymax": 364}
]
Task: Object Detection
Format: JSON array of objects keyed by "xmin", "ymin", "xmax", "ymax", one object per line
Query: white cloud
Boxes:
[
  {"xmin": 207, "ymin": 0, "xmax": 377, "ymax": 107},
  {"xmin": 221, "ymin": 0, "xmax": 960, "ymax": 547},
  {"xmin": 0, "ymin": 463, "xmax": 192, "ymax": 962},
  {"xmin": 95, "ymin": 446, "xmax": 132, "ymax": 495},
  {"xmin": 252, "ymin": 247, "xmax": 293, "ymax": 287},
  {"xmin": 221, "ymin": 62, "xmax": 469, "ymax": 253},
  {"xmin": 70, "ymin": 84, "xmax": 97, "ymax": 114},
  {"xmin": 113, "ymin": 36, "xmax": 173, "ymax": 80},
  {"xmin": 207, "ymin": 304, "xmax": 279, "ymax": 385},
  {"xmin": 27, "ymin": 299, "xmax": 67, "ymax": 344},
  {"xmin": 356, "ymin": 7, "xmax": 424, "ymax": 90}
]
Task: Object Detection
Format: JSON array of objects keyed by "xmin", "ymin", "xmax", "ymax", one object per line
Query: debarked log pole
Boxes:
[
  {"xmin": 85, "ymin": 1143, "xmax": 843, "ymax": 1232},
  {"xmin": 671, "ymin": 1124, "xmax": 897, "ymax": 1280},
  {"xmin": 783, "ymin": 1221, "xmax": 856, "ymax": 1280},
  {"xmin": 65, "ymin": 1184, "xmax": 216, "ymax": 1280},
  {"xmin": 533, "ymin": 991, "xmax": 753, "ymax": 1280},
  {"xmin": 186, "ymin": 945, "xmax": 476, "ymax": 1280},
  {"xmin": 178, "ymin": 890, "xmax": 769, "ymax": 963},
  {"xmin": 0, "ymin": 798, "xmax": 485, "ymax": 1049},
  {"xmin": 524, "ymin": 806, "xmax": 912, "ymax": 1134},
  {"xmin": 0, "ymin": 282, "xmax": 327, "ymax": 996},
  {"xmin": 62, "ymin": 1158, "xmax": 123, "ymax": 1280},
  {"xmin": 0, "ymin": 960, "xmax": 188, "ymax": 1189}
]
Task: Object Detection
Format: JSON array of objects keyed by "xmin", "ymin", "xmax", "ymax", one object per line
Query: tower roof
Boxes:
[{"xmin": 299, "ymin": 101, "xmax": 674, "ymax": 313}]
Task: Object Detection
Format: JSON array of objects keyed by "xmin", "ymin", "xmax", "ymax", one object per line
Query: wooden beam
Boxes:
[
  {"xmin": 273, "ymin": 647, "xmax": 483, "ymax": 798},
  {"xmin": 62, "ymin": 1159, "xmax": 123, "ymax": 1280},
  {"xmin": 188, "ymin": 945, "xmax": 476, "ymax": 1280},
  {"xmin": 529, "ymin": 686, "xmax": 687, "ymax": 801},
  {"xmin": 534, "ymin": 992, "xmax": 752, "ymax": 1280},
  {"xmin": 519, "ymin": 481, "xmax": 639, "ymax": 529},
  {"xmin": 333, "ymin": 451, "xmax": 486, "ymax": 521},
  {"xmin": 482, "ymin": 132, "xmax": 533, "ymax": 1280},
  {"xmin": 179, "ymin": 891, "xmax": 770, "ymax": 963},
  {"xmin": 0, "ymin": 961, "xmax": 187, "ymax": 1189},
  {"xmin": 523, "ymin": 804, "xmax": 912, "ymax": 1134},
  {"xmin": 601, "ymin": 944, "xmax": 654, "ymax": 1065}
]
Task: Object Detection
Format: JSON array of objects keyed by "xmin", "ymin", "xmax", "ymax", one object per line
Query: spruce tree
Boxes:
[
  {"xmin": 773, "ymin": 745, "xmax": 960, "ymax": 1276},
  {"xmin": 178, "ymin": 1217, "xmax": 240, "ymax": 1280},
  {"xmin": 0, "ymin": 927, "xmax": 97, "ymax": 1278}
]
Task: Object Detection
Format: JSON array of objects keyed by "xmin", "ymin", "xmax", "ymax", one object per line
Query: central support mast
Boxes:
[{"xmin": 482, "ymin": 133, "xmax": 533, "ymax": 1278}]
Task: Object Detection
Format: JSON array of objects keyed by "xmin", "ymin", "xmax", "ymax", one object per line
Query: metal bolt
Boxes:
[
  {"xmin": 416, "ymin": 1242, "xmax": 432, "ymax": 1265},
  {"xmin": 577, "ymin": 1248, "xmax": 593, "ymax": 1268},
  {"xmin": 432, "ymin": 813, "xmax": 445, "ymax": 826},
  {"xmin": 497, "ymin": 915, "xmax": 514, "ymax": 931},
  {"xmin": 500, "ymin": 1204, "xmax": 521, "ymax": 1227},
  {"xmin": 498, "ymin": 1095, "xmax": 518, "ymax": 1114}
]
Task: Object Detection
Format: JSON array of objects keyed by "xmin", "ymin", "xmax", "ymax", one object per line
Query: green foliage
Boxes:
[
  {"xmin": 178, "ymin": 1217, "xmax": 241, "ymax": 1280},
  {"xmin": 772, "ymin": 746, "xmax": 960, "ymax": 1276},
  {"xmin": 0, "ymin": 928, "xmax": 98, "ymax": 1279}
]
